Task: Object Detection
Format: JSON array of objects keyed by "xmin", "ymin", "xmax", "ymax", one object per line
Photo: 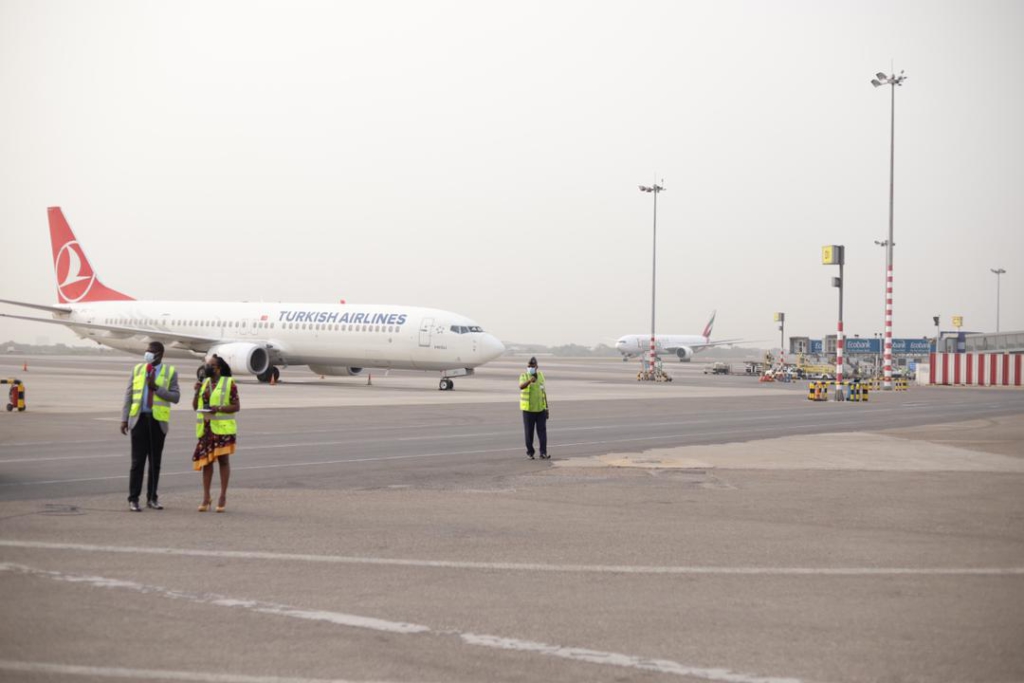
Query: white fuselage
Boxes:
[
  {"xmin": 614, "ymin": 334, "xmax": 709, "ymax": 358},
  {"xmin": 58, "ymin": 301, "xmax": 505, "ymax": 372}
]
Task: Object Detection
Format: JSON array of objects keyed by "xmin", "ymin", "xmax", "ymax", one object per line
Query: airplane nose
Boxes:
[{"xmin": 480, "ymin": 334, "xmax": 505, "ymax": 361}]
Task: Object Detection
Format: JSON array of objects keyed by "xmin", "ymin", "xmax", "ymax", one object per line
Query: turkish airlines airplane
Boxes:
[
  {"xmin": 0, "ymin": 208, "xmax": 505, "ymax": 390},
  {"xmin": 614, "ymin": 311, "xmax": 743, "ymax": 362}
]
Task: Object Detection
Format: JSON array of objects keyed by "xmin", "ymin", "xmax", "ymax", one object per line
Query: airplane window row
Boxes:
[
  {"xmin": 449, "ymin": 325, "xmax": 485, "ymax": 334},
  {"xmin": 105, "ymin": 318, "xmax": 277, "ymax": 330},
  {"xmin": 281, "ymin": 322, "xmax": 402, "ymax": 334},
  {"xmin": 102, "ymin": 318, "xmax": 403, "ymax": 335}
]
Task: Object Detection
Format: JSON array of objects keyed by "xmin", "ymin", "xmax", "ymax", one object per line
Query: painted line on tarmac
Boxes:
[
  {"xmin": 0, "ymin": 562, "xmax": 804, "ymax": 683},
  {"xmin": 0, "ymin": 660, "xmax": 382, "ymax": 683},
  {"xmin": 0, "ymin": 448, "xmax": 524, "ymax": 486},
  {"xmin": 1, "ymin": 403, "xmax": 1018, "ymax": 479},
  {"xmin": 2, "ymin": 540, "xmax": 1022, "ymax": 576}
]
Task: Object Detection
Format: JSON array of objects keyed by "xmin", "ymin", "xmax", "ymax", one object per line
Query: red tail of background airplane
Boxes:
[
  {"xmin": 702, "ymin": 310, "xmax": 716, "ymax": 340},
  {"xmin": 48, "ymin": 207, "xmax": 134, "ymax": 304}
]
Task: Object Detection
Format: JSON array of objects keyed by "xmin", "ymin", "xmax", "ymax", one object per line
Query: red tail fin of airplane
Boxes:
[
  {"xmin": 702, "ymin": 310, "xmax": 717, "ymax": 340},
  {"xmin": 48, "ymin": 207, "xmax": 134, "ymax": 303}
]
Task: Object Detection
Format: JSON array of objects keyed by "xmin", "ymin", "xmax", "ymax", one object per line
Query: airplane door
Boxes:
[{"xmin": 419, "ymin": 318, "xmax": 433, "ymax": 347}]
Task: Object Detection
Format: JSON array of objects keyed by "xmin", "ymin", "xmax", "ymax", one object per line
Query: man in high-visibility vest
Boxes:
[
  {"xmin": 518, "ymin": 356, "xmax": 550, "ymax": 460},
  {"xmin": 120, "ymin": 341, "xmax": 180, "ymax": 511}
]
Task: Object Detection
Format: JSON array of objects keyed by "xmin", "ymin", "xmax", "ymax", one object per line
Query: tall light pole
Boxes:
[
  {"xmin": 991, "ymin": 268, "xmax": 1006, "ymax": 332},
  {"xmin": 872, "ymin": 69, "xmax": 907, "ymax": 390},
  {"xmin": 639, "ymin": 182, "xmax": 665, "ymax": 376}
]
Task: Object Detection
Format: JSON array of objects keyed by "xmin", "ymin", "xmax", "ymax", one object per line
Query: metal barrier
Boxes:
[{"xmin": 2, "ymin": 378, "xmax": 26, "ymax": 412}]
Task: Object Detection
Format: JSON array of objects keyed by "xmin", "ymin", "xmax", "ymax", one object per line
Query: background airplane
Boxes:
[
  {"xmin": 614, "ymin": 311, "xmax": 745, "ymax": 362},
  {"xmin": 0, "ymin": 208, "xmax": 505, "ymax": 390}
]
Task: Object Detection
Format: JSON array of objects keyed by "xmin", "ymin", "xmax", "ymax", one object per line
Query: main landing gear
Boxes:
[
  {"xmin": 257, "ymin": 366, "xmax": 281, "ymax": 384},
  {"xmin": 439, "ymin": 378, "xmax": 455, "ymax": 391}
]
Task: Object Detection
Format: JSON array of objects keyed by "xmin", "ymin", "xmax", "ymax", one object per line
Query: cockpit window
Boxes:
[{"xmin": 469, "ymin": 326, "xmax": 483, "ymax": 333}]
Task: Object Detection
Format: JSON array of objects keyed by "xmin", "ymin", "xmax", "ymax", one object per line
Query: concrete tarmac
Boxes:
[{"xmin": 1, "ymin": 355, "xmax": 1023, "ymax": 683}]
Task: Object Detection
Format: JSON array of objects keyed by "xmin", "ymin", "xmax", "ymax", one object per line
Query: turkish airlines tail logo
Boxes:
[
  {"xmin": 702, "ymin": 310, "xmax": 716, "ymax": 340},
  {"xmin": 49, "ymin": 207, "xmax": 133, "ymax": 303}
]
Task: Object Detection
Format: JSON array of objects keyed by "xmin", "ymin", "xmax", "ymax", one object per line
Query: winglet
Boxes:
[
  {"xmin": 48, "ymin": 207, "xmax": 133, "ymax": 303},
  {"xmin": 702, "ymin": 310, "xmax": 716, "ymax": 340}
]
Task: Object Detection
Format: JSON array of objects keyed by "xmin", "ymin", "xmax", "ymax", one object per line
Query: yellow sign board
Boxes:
[
  {"xmin": 774, "ymin": 312, "xmax": 784, "ymax": 322},
  {"xmin": 821, "ymin": 245, "xmax": 844, "ymax": 265},
  {"xmin": 953, "ymin": 315, "xmax": 963, "ymax": 328}
]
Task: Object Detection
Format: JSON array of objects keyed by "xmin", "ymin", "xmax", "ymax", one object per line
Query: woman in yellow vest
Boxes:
[{"xmin": 192, "ymin": 354, "xmax": 240, "ymax": 512}]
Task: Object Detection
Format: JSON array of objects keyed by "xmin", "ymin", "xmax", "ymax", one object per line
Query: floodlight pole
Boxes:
[
  {"xmin": 872, "ymin": 69, "xmax": 906, "ymax": 390},
  {"xmin": 991, "ymin": 268, "xmax": 1006, "ymax": 332},
  {"xmin": 639, "ymin": 182, "xmax": 665, "ymax": 376}
]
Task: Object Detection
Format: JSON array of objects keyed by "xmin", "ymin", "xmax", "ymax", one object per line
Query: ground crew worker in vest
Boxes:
[
  {"xmin": 120, "ymin": 341, "xmax": 180, "ymax": 512},
  {"xmin": 192, "ymin": 354, "xmax": 240, "ymax": 513},
  {"xmin": 519, "ymin": 356, "xmax": 549, "ymax": 460}
]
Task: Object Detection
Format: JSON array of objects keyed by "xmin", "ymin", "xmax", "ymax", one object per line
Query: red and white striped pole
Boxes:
[
  {"xmin": 883, "ymin": 264, "xmax": 893, "ymax": 390},
  {"xmin": 836, "ymin": 320, "xmax": 844, "ymax": 387},
  {"xmin": 650, "ymin": 336, "xmax": 657, "ymax": 377},
  {"xmin": 872, "ymin": 68, "xmax": 905, "ymax": 390},
  {"xmin": 836, "ymin": 259, "xmax": 844, "ymax": 396}
]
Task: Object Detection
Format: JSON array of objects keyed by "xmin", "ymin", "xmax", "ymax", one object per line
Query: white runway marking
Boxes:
[
  {"xmin": 0, "ymin": 660, "xmax": 382, "ymax": 683},
  {"xmin": 0, "ymin": 562, "xmax": 804, "ymax": 683},
  {"xmin": 0, "ymin": 420, "xmax": 911, "ymax": 484},
  {"xmin": 3, "ymin": 540, "xmax": 1022, "ymax": 576}
]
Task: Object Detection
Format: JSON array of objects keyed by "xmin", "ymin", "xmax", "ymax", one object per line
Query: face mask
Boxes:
[
  {"xmin": 528, "ymin": 367, "xmax": 537, "ymax": 376},
  {"xmin": 144, "ymin": 351, "xmax": 156, "ymax": 363}
]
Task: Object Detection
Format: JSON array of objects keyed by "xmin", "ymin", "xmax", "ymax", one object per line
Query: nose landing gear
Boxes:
[{"xmin": 439, "ymin": 378, "xmax": 454, "ymax": 391}]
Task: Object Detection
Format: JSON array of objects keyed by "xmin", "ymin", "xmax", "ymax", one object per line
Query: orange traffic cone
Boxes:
[
  {"xmin": 269, "ymin": 373, "xmax": 276, "ymax": 386},
  {"xmin": 22, "ymin": 362, "xmax": 28, "ymax": 372},
  {"xmin": 367, "ymin": 373, "xmax": 372, "ymax": 386}
]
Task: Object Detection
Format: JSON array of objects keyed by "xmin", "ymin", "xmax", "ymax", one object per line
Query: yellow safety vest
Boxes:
[
  {"xmin": 519, "ymin": 371, "xmax": 547, "ymax": 412},
  {"xmin": 196, "ymin": 377, "xmax": 237, "ymax": 437},
  {"xmin": 129, "ymin": 363, "xmax": 175, "ymax": 422}
]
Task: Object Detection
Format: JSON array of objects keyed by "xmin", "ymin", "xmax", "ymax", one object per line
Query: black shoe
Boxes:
[
  {"xmin": 147, "ymin": 499, "xmax": 163, "ymax": 510},
  {"xmin": 129, "ymin": 501, "xmax": 142, "ymax": 512},
  {"xmin": 526, "ymin": 452, "xmax": 535, "ymax": 460},
  {"xmin": 540, "ymin": 453, "xmax": 551, "ymax": 460}
]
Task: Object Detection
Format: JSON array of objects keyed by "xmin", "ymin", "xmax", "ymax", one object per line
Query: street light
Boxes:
[
  {"xmin": 991, "ymin": 268, "xmax": 1006, "ymax": 332},
  {"xmin": 872, "ymin": 68, "xmax": 907, "ymax": 390},
  {"xmin": 639, "ymin": 182, "xmax": 665, "ymax": 377}
]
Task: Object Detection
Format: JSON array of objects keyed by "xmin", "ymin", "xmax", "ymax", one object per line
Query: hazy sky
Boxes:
[{"xmin": 1, "ymin": 0, "xmax": 1021, "ymax": 348}]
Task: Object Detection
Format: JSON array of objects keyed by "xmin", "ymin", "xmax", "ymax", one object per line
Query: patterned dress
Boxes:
[{"xmin": 192, "ymin": 381, "xmax": 238, "ymax": 470}]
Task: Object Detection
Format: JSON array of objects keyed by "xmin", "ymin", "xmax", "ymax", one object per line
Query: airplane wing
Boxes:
[
  {"xmin": 0, "ymin": 312, "xmax": 221, "ymax": 351},
  {"xmin": 693, "ymin": 337, "xmax": 749, "ymax": 348},
  {"xmin": 0, "ymin": 298, "xmax": 72, "ymax": 314},
  {"xmin": 662, "ymin": 338, "xmax": 751, "ymax": 352}
]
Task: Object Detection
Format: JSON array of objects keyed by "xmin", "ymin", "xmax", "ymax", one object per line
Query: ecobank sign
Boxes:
[{"xmin": 809, "ymin": 339, "xmax": 932, "ymax": 355}]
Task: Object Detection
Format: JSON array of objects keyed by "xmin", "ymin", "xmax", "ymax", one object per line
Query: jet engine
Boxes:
[
  {"xmin": 208, "ymin": 342, "xmax": 270, "ymax": 376},
  {"xmin": 308, "ymin": 365, "xmax": 364, "ymax": 377},
  {"xmin": 675, "ymin": 347, "xmax": 695, "ymax": 362}
]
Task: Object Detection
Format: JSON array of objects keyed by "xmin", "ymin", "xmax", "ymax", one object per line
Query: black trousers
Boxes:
[
  {"xmin": 129, "ymin": 413, "xmax": 167, "ymax": 503},
  {"xmin": 522, "ymin": 410, "xmax": 547, "ymax": 456}
]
